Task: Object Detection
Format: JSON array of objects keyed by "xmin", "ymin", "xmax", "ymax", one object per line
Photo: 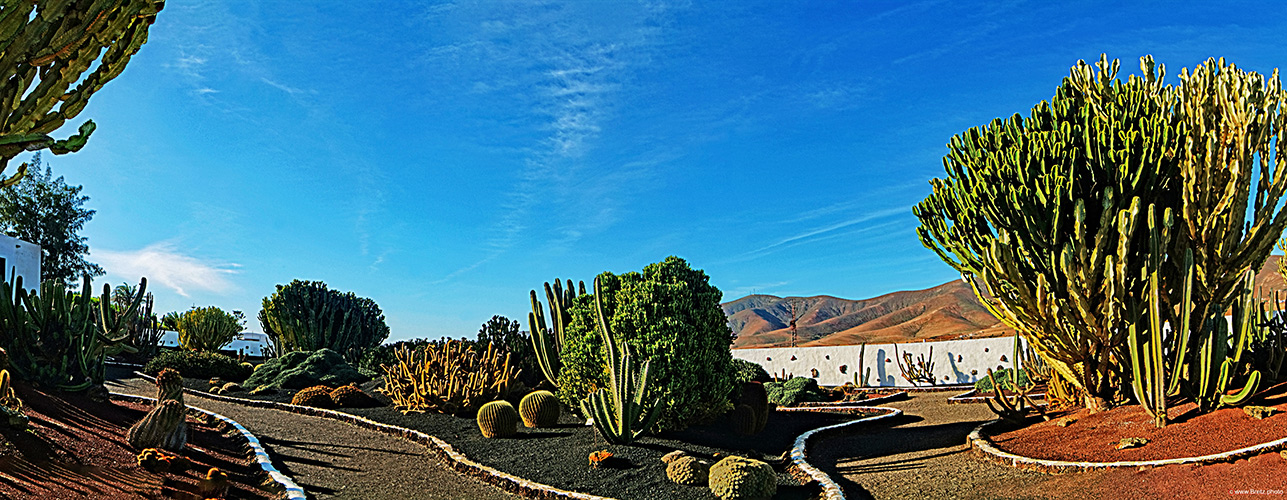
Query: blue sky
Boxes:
[{"xmin": 39, "ymin": 1, "xmax": 1285, "ymax": 341}]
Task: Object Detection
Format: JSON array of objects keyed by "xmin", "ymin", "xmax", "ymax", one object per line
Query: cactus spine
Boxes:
[
  {"xmin": 518, "ymin": 390, "xmax": 560, "ymax": 428},
  {"xmin": 476, "ymin": 400, "xmax": 519, "ymax": 438},
  {"xmin": 127, "ymin": 399, "xmax": 187, "ymax": 451}
]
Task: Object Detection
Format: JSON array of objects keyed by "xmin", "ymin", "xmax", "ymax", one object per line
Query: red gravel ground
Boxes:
[
  {"xmin": 1011, "ymin": 452, "xmax": 1287, "ymax": 500},
  {"xmin": 0, "ymin": 382, "xmax": 277, "ymax": 499},
  {"xmin": 989, "ymin": 382, "xmax": 1287, "ymax": 463}
]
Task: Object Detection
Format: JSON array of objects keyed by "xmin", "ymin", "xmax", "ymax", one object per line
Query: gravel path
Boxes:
[
  {"xmin": 808, "ymin": 393, "xmax": 1052, "ymax": 500},
  {"xmin": 106, "ymin": 377, "xmax": 519, "ymax": 500}
]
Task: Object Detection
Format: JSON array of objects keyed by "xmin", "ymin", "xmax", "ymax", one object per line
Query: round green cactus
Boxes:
[
  {"xmin": 518, "ymin": 390, "xmax": 560, "ymax": 428},
  {"xmin": 731, "ymin": 404, "xmax": 759, "ymax": 436},
  {"xmin": 220, "ymin": 382, "xmax": 243, "ymax": 393},
  {"xmin": 708, "ymin": 456, "xmax": 776, "ymax": 500},
  {"xmin": 291, "ymin": 386, "xmax": 334, "ymax": 408},
  {"xmin": 666, "ymin": 456, "xmax": 710, "ymax": 486},
  {"xmin": 476, "ymin": 400, "xmax": 519, "ymax": 438}
]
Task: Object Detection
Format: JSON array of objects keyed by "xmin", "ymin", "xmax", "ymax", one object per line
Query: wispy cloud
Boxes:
[
  {"xmin": 721, "ymin": 207, "xmax": 908, "ymax": 264},
  {"xmin": 93, "ymin": 243, "xmax": 239, "ymax": 297}
]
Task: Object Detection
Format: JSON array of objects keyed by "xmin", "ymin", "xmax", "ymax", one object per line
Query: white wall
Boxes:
[
  {"xmin": 0, "ymin": 233, "xmax": 40, "ymax": 287},
  {"xmin": 159, "ymin": 330, "xmax": 272, "ymax": 357},
  {"xmin": 732, "ymin": 335, "xmax": 1028, "ymax": 387}
]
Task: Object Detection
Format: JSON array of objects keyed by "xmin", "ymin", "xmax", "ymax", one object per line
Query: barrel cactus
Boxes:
[
  {"xmin": 476, "ymin": 400, "xmax": 519, "ymax": 438},
  {"xmin": 518, "ymin": 390, "xmax": 560, "ymax": 427},
  {"xmin": 708, "ymin": 456, "xmax": 776, "ymax": 500},
  {"xmin": 731, "ymin": 404, "xmax": 759, "ymax": 436},
  {"xmin": 127, "ymin": 399, "xmax": 188, "ymax": 451},
  {"xmin": 220, "ymin": 382, "xmax": 243, "ymax": 393},
  {"xmin": 155, "ymin": 369, "xmax": 184, "ymax": 406},
  {"xmin": 666, "ymin": 456, "xmax": 710, "ymax": 486},
  {"xmin": 292, "ymin": 385, "xmax": 334, "ymax": 408},
  {"xmin": 738, "ymin": 382, "xmax": 768, "ymax": 434},
  {"xmin": 330, "ymin": 384, "xmax": 377, "ymax": 408}
]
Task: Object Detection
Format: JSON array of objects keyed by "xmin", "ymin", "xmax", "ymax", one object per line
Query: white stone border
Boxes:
[
  {"xmin": 784, "ymin": 405, "xmax": 903, "ymax": 500},
  {"xmin": 134, "ymin": 372, "xmax": 613, "ymax": 500},
  {"xmin": 109, "ymin": 392, "xmax": 306, "ymax": 499},
  {"xmin": 968, "ymin": 418, "xmax": 1287, "ymax": 473}
]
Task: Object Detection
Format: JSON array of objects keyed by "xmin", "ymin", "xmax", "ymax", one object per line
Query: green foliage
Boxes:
[
  {"xmin": 731, "ymin": 358, "xmax": 771, "ymax": 384},
  {"xmin": 764, "ymin": 377, "xmax": 826, "ymax": 407},
  {"xmin": 707, "ymin": 456, "xmax": 776, "ymax": 500},
  {"xmin": 175, "ymin": 306, "xmax": 243, "ymax": 352},
  {"xmin": 259, "ymin": 280, "xmax": 389, "ymax": 363},
  {"xmin": 144, "ymin": 350, "xmax": 252, "ymax": 382},
  {"xmin": 557, "ymin": 257, "xmax": 736, "ymax": 431},
  {"xmin": 476, "ymin": 400, "xmax": 519, "ymax": 438},
  {"xmin": 0, "ymin": 0, "xmax": 165, "ymax": 187},
  {"xmin": 243, "ymin": 348, "xmax": 367, "ymax": 392},
  {"xmin": 973, "ymin": 368, "xmax": 1031, "ymax": 393},
  {"xmin": 0, "ymin": 155, "xmax": 103, "ymax": 283},
  {"xmin": 0, "ymin": 275, "xmax": 146, "ymax": 392}
]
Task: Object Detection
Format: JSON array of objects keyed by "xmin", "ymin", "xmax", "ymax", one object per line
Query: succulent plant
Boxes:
[
  {"xmin": 292, "ymin": 385, "xmax": 334, "ymax": 408},
  {"xmin": 380, "ymin": 340, "xmax": 520, "ymax": 416},
  {"xmin": 666, "ymin": 456, "xmax": 710, "ymax": 486},
  {"xmin": 155, "ymin": 368, "xmax": 184, "ymax": 406},
  {"xmin": 518, "ymin": 390, "xmax": 560, "ymax": 427},
  {"xmin": 136, "ymin": 448, "xmax": 191, "ymax": 474},
  {"xmin": 330, "ymin": 384, "xmax": 377, "ymax": 407},
  {"xmin": 528, "ymin": 279, "xmax": 584, "ymax": 389},
  {"xmin": 127, "ymin": 399, "xmax": 188, "ymax": 452},
  {"xmin": 476, "ymin": 400, "xmax": 519, "ymax": 438},
  {"xmin": 199, "ymin": 467, "xmax": 229, "ymax": 498},
  {"xmin": 220, "ymin": 382, "xmax": 243, "ymax": 393},
  {"xmin": 708, "ymin": 455, "xmax": 776, "ymax": 500},
  {"xmin": 737, "ymin": 382, "xmax": 768, "ymax": 434},
  {"xmin": 259, "ymin": 280, "xmax": 390, "ymax": 362},
  {"xmin": 730, "ymin": 404, "xmax": 758, "ymax": 436}
]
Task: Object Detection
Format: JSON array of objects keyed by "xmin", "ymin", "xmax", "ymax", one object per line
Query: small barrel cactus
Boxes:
[
  {"xmin": 518, "ymin": 390, "xmax": 560, "ymax": 427},
  {"xmin": 708, "ymin": 455, "xmax": 776, "ymax": 500},
  {"xmin": 199, "ymin": 467, "xmax": 230, "ymax": 498},
  {"xmin": 292, "ymin": 385, "xmax": 334, "ymax": 408},
  {"xmin": 666, "ymin": 456, "xmax": 710, "ymax": 486},
  {"xmin": 476, "ymin": 400, "xmax": 519, "ymax": 438},
  {"xmin": 128, "ymin": 399, "xmax": 188, "ymax": 451},
  {"xmin": 156, "ymin": 368, "xmax": 185, "ymax": 406},
  {"xmin": 330, "ymin": 384, "xmax": 377, "ymax": 407},
  {"xmin": 731, "ymin": 404, "xmax": 759, "ymax": 436},
  {"xmin": 137, "ymin": 448, "xmax": 191, "ymax": 473},
  {"xmin": 220, "ymin": 382, "xmax": 243, "ymax": 393}
]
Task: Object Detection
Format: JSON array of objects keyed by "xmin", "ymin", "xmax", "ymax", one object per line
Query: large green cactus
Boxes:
[
  {"xmin": 127, "ymin": 398, "xmax": 187, "ymax": 452},
  {"xmin": 0, "ymin": 0, "xmax": 165, "ymax": 186},
  {"xmin": 916, "ymin": 55, "xmax": 1187, "ymax": 410},
  {"xmin": 527, "ymin": 278, "xmax": 583, "ymax": 389},
  {"xmin": 578, "ymin": 276, "xmax": 664, "ymax": 445},
  {"xmin": 0, "ymin": 275, "xmax": 146, "ymax": 392},
  {"xmin": 259, "ymin": 280, "xmax": 390, "ymax": 362}
]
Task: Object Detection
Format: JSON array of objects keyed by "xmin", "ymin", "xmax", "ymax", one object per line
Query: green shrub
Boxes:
[
  {"xmin": 975, "ymin": 368, "xmax": 1031, "ymax": 393},
  {"xmin": 243, "ymin": 348, "xmax": 368, "ymax": 391},
  {"xmin": 555, "ymin": 256, "xmax": 737, "ymax": 431},
  {"xmin": 259, "ymin": 280, "xmax": 389, "ymax": 362},
  {"xmin": 144, "ymin": 350, "xmax": 252, "ymax": 381},
  {"xmin": 175, "ymin": 306, "xmax": 244, "ymax": 352},
  {"xmin": 764, "ymin": 376, "xmax": 826, "ymax": 407},
  {"xmin": 357, "ymin": 338, "xmax": 434, "ymax": 375},
  {"xmin": 732, "ymin": 358, "xmax": 771, "ymax": 384}
]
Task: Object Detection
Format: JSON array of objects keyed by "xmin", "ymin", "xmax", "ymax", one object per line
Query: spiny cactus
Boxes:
[
  {"xmin": 528, "ymin": 279, "xmax": 584, "ymax": 389},
  {"xmin": 259, "ymin": 280, "xmax": 390, "ymax": 362},
  {"xmin": 731, "ymin": 404, "xmax": 758, "ymax": 436},
  {"xmin": 707, "ymin": 455, "xmax": 776, "ymax": 500},
  {"xmin": 155, "ymin": 368, "xmax": 184, "ymax": 407},
  {"xmin": 176, "ymin": 306, "xmax": 242, "ymax": 352},
  {"xmin": 127, "ymin": 399, "xmax": 188, "ymax": 451},
  {"xmin": 737, "ymin": 381, "xmax": 768, "ymax": 434},
  {"xmin": 380, "ymin": 340, "xmax": 520, "ymax": 416},
  {"xmin": 330, "ymin": 384, "xmax": 377, "ymax": 408},
  {"xmin": 220, "ymin": 382, "xmax": 243, "ymax": 393},
  {"xmin": 518, "ymin": 390, "xmax": 560, "ymax": 428},
  {"xmin": 291, "ymin": 386, "xmax": 334, "ymax": 408},
  {"xmin": 476, "ymin": 400, "xmax": 519, "ymax": 438},
  {"xmin": 136, "ymin": 448, "xmax": 191, "ymax": 474},
  {"xmin": 579, "ymin": 277, "xmax": 665, "ymax": 445},
  {"xmin": 666, "ymin": 455, "xmax": 710, "ymax": 486}
]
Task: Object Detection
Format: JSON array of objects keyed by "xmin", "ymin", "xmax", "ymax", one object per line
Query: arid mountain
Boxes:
[{"xmin": 726, "ymin": 255, "xmax": 1287, "ymax": 349}]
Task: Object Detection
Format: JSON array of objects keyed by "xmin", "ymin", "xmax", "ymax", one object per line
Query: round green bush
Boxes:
[
  {"xmin": 732, "ymin": 358, "xmax": 771, "ymax": 384},
  {"xmin": 975, "ymin": 368, "xmax": 1031, "ymax": 393},
  {"xmin": 555, "ymin": 257, "xmax": 737, "ymax": 431},
  {"xmin": 764, "ymin": 376, "xmax": 826, "ymax": 407},
  {"xmin": 242, "ymin": 348, "xmax": 368, "ymax": 391},
  {"xmin": 143, "ymin": 350, "xmax": 253, "ymax": 381}
]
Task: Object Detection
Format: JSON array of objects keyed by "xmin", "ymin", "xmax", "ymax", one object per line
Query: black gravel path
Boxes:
[{"xmin": 105, "ymin": 377, "xmax": 519, "ymax": 500}]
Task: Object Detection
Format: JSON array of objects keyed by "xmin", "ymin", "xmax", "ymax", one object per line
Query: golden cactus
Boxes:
[{"xmin": 379, "ymin": 340, "xmax": 521, "ymax": 416}]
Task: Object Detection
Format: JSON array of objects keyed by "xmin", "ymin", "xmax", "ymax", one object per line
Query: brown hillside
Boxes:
[{"xmin": 726, "ymin": 255, "xmax": 1287, "ymax": 349}]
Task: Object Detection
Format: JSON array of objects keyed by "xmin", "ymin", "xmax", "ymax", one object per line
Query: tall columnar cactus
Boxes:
[
  {"xmin": 154, "ymin": 368, "xmax": 184, "ymax": 407},
  {"xmin": 915, "ymin": 55, "xmax": 1189, "ymax": 410},
  {"xmin": 0, "ymin": 0, "xmax": 165, "ymax": 187},
  {"xmin": 527, "ymin": 279, "xmax": 584, "ymax": 389},
  {"xmin": 894, "ymin": 344, "xmax": 935, "ymax": 386},
  {"xmin": 0, "ymin": 275, "xmax": 147, "ymax": 392},
  {"xmin": 1125, "ymin": 206, "xmax": 1175, "ymax": 428},
  {"xmin": 579, "ymin": 276, "xmax": 665, "ymax": 445},
  {"xmin": 854, "ymin": 342, "xmax": 871, "ymax": 387},
  {"xmin": 259, "ymin": 280, "xmax": 390, "ymax": 362},
  {"xmin": 127, "ymin": 399, "xmax": 188, "ymax": 452},
  {"xmin": 1190, "ymin": 270, "xmax": 1262, "ymax": 412}
]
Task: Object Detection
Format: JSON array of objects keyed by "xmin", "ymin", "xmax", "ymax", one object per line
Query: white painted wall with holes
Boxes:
[{"xmin": 731, "ymin": 335, "xmax": 1031, "ymax": 387}]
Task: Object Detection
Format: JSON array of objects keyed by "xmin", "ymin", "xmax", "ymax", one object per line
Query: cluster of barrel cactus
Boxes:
[
  {"xmin": 731, "ymin": 382, "xmax": 768, "ymax": 436},
  {"xmin": 137, "ymin": 448, "xmax": 191, "ymax": 473},
  {"xmin": 707, "ymin": 455, "xmax": 776, "ymax": 500},
  {"xmin": 380, "ymin": 340, "xmax": 520, "ymax": 416}
]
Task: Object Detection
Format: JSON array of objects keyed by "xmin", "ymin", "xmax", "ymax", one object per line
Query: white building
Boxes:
[
  {"xmin": 158, "ymin": 330, "xmax": 273, "ymax": 358},
  {"xmin": 0, "ymin": 233, "xmax": 41, "ymax": 287}
]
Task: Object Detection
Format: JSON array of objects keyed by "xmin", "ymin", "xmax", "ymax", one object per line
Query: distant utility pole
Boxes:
[{"xmin": 787, "ymin": 298, "xmax": 805, "ymax": 347}]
